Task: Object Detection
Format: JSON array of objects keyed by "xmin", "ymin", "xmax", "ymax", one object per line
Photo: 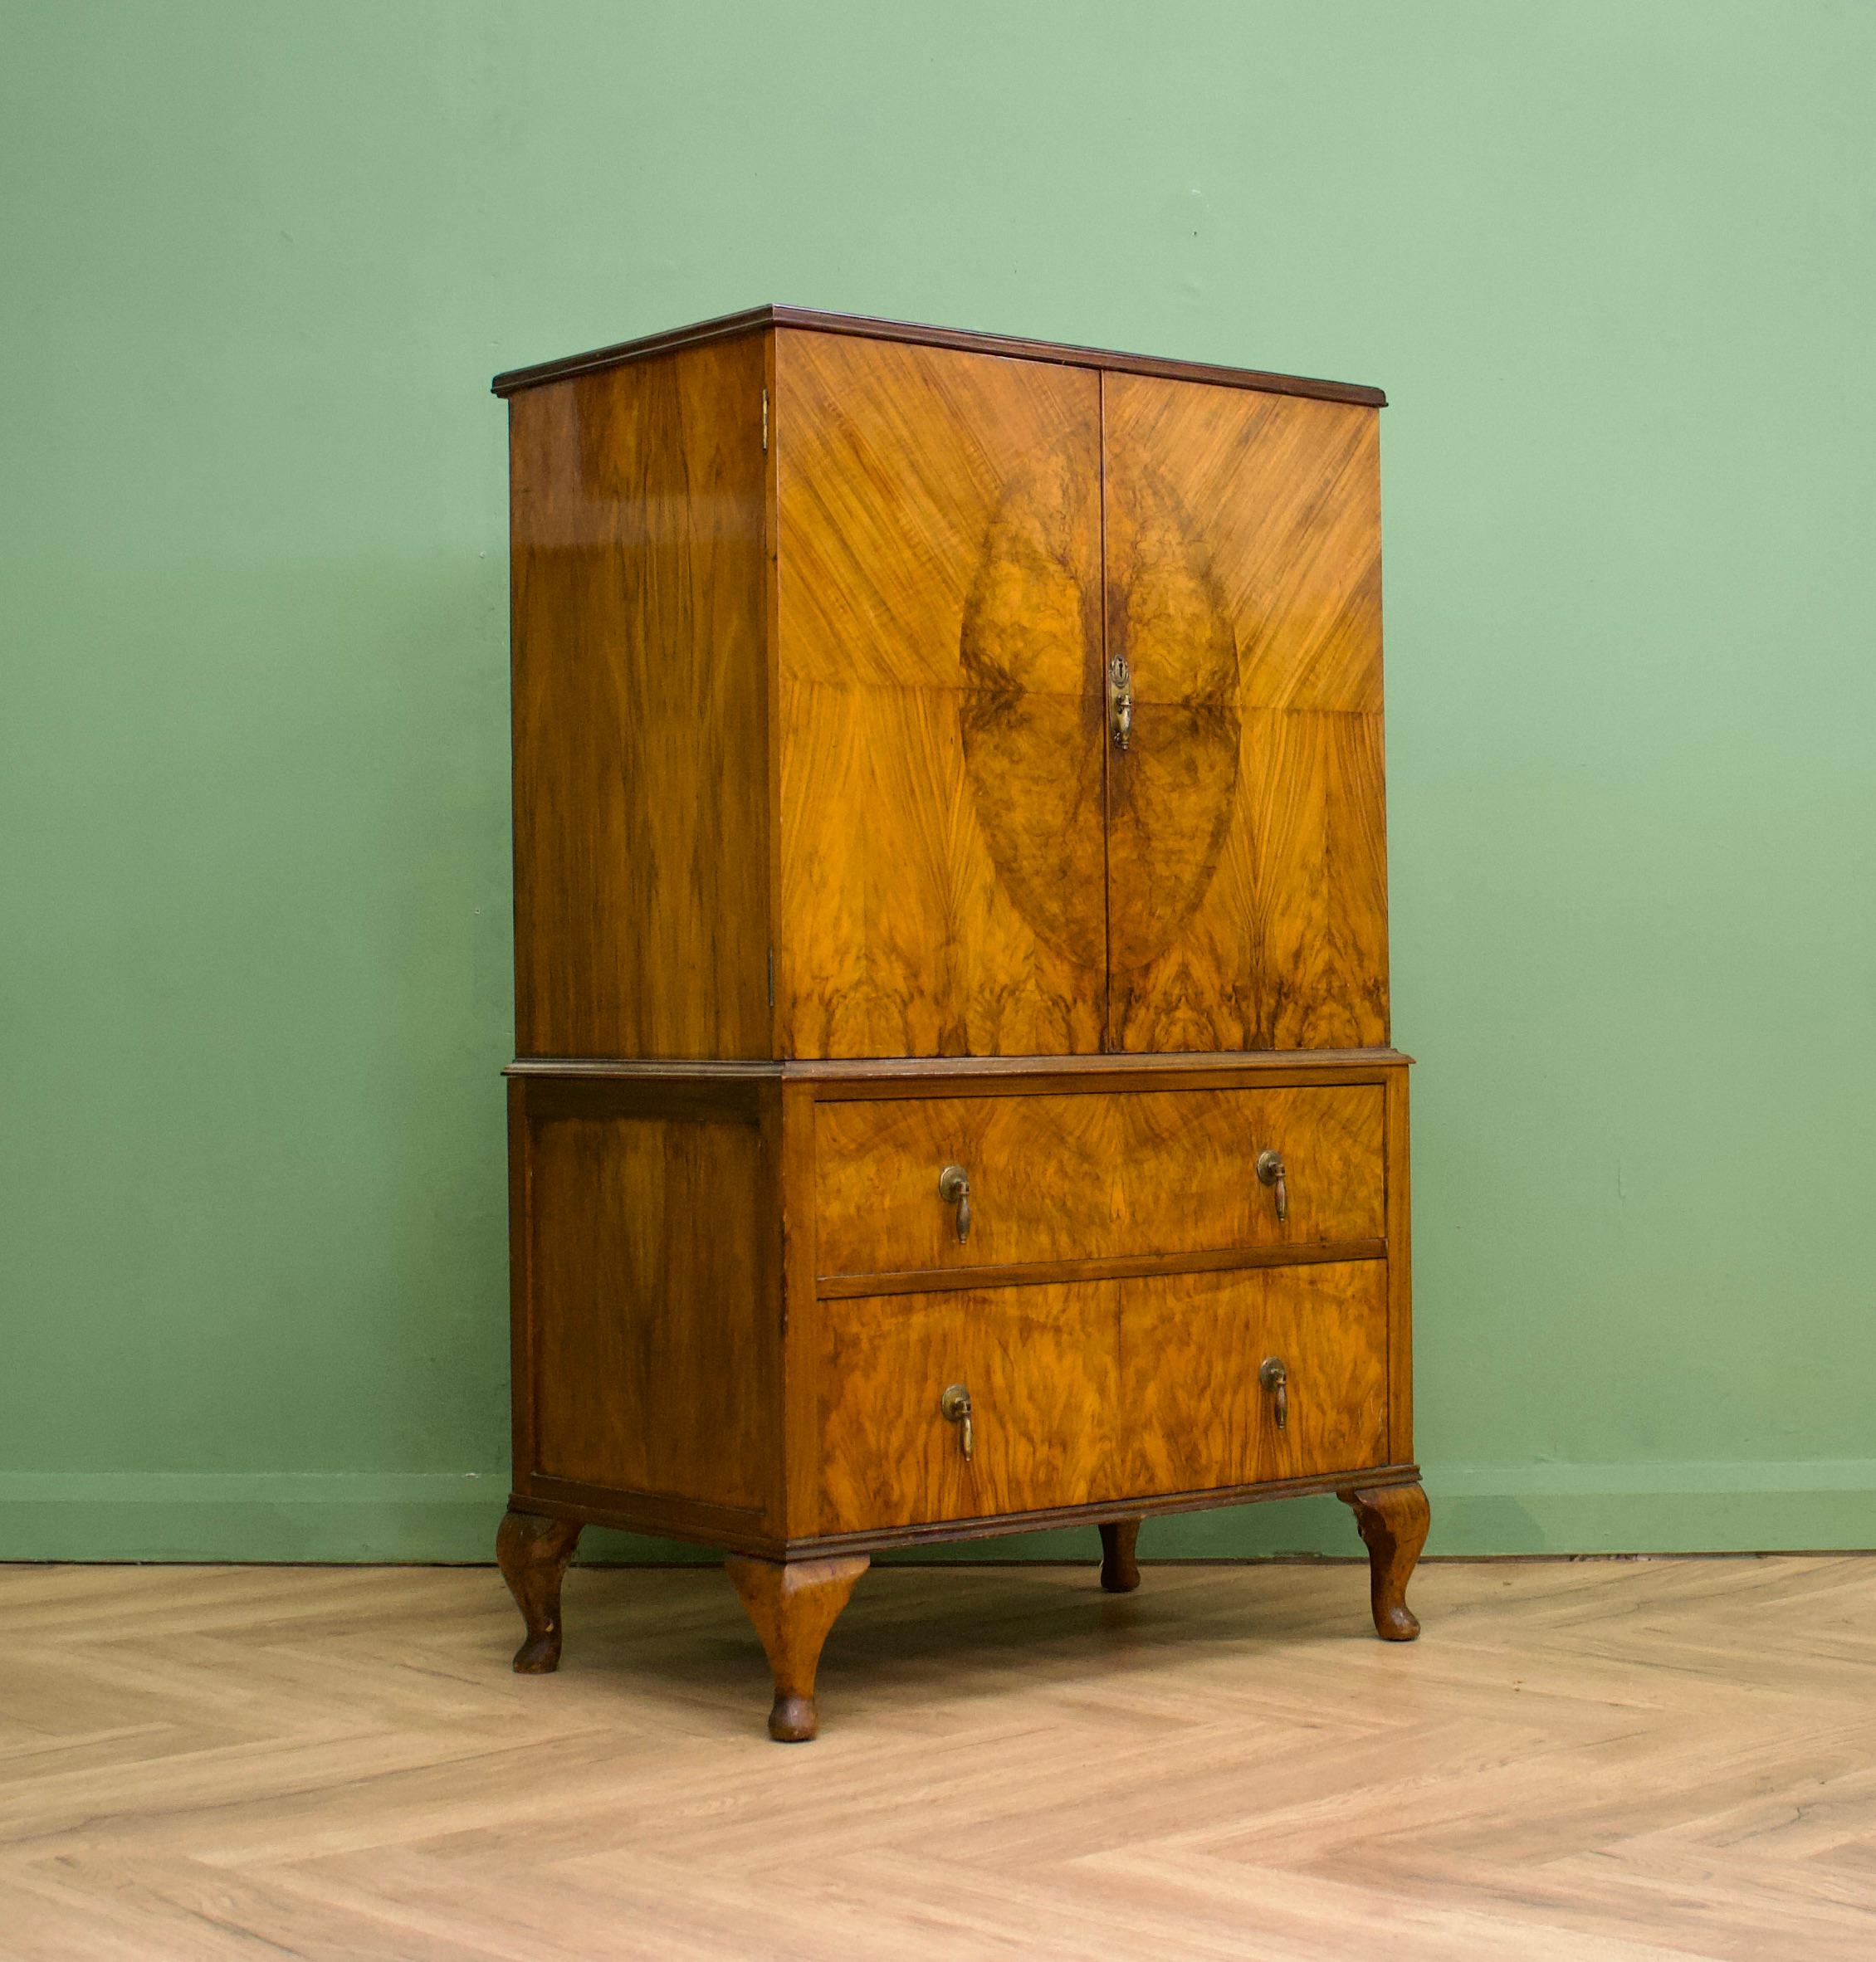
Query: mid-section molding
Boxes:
[{"xmin": 506, "ymin": 1047, "xmax": 1412, "ymax": 1084}]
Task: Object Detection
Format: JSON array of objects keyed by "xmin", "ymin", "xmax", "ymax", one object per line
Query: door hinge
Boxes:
[{"xmin": 761, "ymin": 387, "xmax": 769, "ymax": 453}]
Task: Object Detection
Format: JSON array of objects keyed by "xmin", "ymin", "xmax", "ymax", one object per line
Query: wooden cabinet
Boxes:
[{"xmin": 493, "ymin": 308, "xmax": 1428, "ymax": 1741}]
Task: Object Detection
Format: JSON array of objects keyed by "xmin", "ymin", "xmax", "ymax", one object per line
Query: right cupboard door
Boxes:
[{"xmin": 1102, "ymin": 377, "xmax": 1390, "ymax": 1052}]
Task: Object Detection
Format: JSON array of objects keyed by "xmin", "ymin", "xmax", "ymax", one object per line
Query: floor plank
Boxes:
[{"xmin": 1, "ymin": 1555, "xmax": 1872, "ymax": 1958}]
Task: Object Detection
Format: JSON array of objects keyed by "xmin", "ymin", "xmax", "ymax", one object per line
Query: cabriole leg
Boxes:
[
  {"xmin": 496, "ymin": 1507, "xmax": 583, "ymax": 1673},
  {"xmin": 1098, "ymin": 1519, "xmax": 1142, "ymax": 1593},
  {"xmin": 725, "ymin": 1554, "xmax": 869, "ymax": 1742},
  {"xmin": 1338, "ymin": 1483, "xmax": 1430, "ymax": 1641}
]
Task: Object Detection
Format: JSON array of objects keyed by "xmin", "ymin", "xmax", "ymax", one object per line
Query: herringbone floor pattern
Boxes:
[{"xmin": 1, "ymin": 1555, "xmax": 1872, "ymax": 1958}]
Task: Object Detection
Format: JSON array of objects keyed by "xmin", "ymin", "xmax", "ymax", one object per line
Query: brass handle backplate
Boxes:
[
  {"xmin": 1107, "ymin": 652, "xmax": 1132, "ymax": 750},
  {"xmin": 1258, "ymin": 1356, "xmax": 1288, "ymax": 1432},
  {"xmin": 938, "ymin": 1164, "xmax": 972, "ymax": 1243},
  {"xmin": 940, "ymin": 1383, "xmax": 975, "ymax": 1461},
  {"xmin": 1256, "ymin": 1148, "xmax": 1288, "ymax": 1223}
]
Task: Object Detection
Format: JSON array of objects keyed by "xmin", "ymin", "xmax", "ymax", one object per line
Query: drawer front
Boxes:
[
  {"xmin": 814, "ymin": 1282, "xmax": 1121, "ymax": 1534},
  {"xmin": 1119, "ymin": 1261, "xmax": 1388, "ymax": 1494},
  {"xmin": 813, "ymin": 1085, "xmax": 1385, "ymax": 1280}
]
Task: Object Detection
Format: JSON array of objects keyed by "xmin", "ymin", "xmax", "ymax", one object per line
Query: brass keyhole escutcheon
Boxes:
[
  {"xmin": 938, "ymin": 1164, "xmax": 972, "ymax": 1243},
  {"xmin": 1256, "ymin": 1148, "xmax": 1288, "ymax": 1223},
  {"xmin": 1107, "ymin": 652, "xmax": 1133, "ymax": 750},
  {"xmin": 1258, "ymin": 1356, "xmax": 1288, "ymax": 1432},
  {"xmin": 940, "ymin": 1383, "xmax": 975, "ymax": 1461}
]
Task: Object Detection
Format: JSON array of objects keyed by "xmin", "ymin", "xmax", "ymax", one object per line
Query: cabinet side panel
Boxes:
[
  {"xmin": 515, "ymin": 1082, "xmax": 778, "ymax": 1518},
  {"xmin": 509, "ymin": 334, "xmax": 770, "ymax": 1058}
]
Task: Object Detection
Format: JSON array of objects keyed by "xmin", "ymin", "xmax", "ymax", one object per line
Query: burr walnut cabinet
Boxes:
[{"xmin": 491, "ymin": 306, "xmax": 1428, "ymax": 1741}]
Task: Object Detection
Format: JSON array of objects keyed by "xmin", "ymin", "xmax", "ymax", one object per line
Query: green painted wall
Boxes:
[{"xmin": 4, "ymin": 1, "xmax": 1873, "ymax": 1564}]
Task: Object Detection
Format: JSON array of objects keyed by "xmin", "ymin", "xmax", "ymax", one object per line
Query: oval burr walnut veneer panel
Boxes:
[{"xmin": 813, "ymin": 1085, "xmax": 1385, "ymax": 1278}]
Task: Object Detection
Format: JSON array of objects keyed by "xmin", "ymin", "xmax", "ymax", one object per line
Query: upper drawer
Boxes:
[{"xmin": 813, "ymin": 1085, "xmax": 1385, "ymax": 1280}]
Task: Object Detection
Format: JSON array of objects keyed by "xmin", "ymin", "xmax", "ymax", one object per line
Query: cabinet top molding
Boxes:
[{"xmin": 490, "ymin": 304, "xmax": 1388, "ymax": 408}]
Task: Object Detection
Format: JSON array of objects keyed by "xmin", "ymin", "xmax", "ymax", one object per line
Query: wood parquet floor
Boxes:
[{"xmin": 1, "ymin": 1555, "xmax": 1873, "ymax": 1960}]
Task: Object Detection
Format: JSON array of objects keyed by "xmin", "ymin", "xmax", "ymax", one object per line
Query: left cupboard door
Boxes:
[{"xmin": 774, "ymin": 330, "xmax": 1108, "ymax": 1059}]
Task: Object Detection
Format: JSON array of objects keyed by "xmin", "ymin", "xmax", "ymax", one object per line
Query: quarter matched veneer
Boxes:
[{"xmin": 496, "ymin": 309, "xmax": 1423, "ymax": 1738}]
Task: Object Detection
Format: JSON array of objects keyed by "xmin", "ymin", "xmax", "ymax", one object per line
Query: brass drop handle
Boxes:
[
  {"xmin": 940, "ymin": 1383, "xmax": 975, "ymax": 1461},
  {"xmin": 938, "ymin": 1164, "xmax": 972, "ymax": 1243},
  {"xmin": 1107, "ymin": 652, "xmax": 1132, "ymax": 750},
  {"xmin": 1259, "ymin": 1356, "xmax": 1288, "ymax": 1432},
  {"xmin": 1256, "ymin": 1148, "xmax": 1288, "ymax": 1223}
]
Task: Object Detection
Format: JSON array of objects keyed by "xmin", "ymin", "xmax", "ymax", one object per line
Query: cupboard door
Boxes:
[
  {"xmin": 1102, "ymin": 377, "xmax": 1388, "ymax": 1052},
  {"xmin": 774, "ymin": 330, "xmax": 1107, "ymax": 1059},
  {"xmin": 814, "ymin": 1283, "xmax": 1121, "ymax": 1532},
  {"xmin": 1119, "ymin": 1262, "xmax": 1390, "ymax": 1495}
]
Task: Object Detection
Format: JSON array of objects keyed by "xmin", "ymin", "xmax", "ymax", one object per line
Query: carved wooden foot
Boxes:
[
  {"xmin": 496, "ymin": 1507, "xmax": 583, "ymax": 1673},
  {"xmin": 725, "ymin": 1554, "xmax": 868, "ymax": 1742},
  {"xmin": 1098, "ymin": 1519, "xmax": 1142, "ymax": 1594},
  {"xmin": 1338, "ymin": 1482, "xmax": 1430, "ymax": 1641}
]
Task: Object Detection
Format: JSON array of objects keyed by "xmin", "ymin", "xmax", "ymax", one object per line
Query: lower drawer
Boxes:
[
  {"xmin": 814, "ymin": 1282, "xmax": 1121, "ymax": 1535},
  {"xmin": 1119, "ymin": 1262, "xmax": 1389, "ymax": 1492},
  {"xmin": 813, "ymin": 1262, "xmax": 1388, "ymax": 1534}
]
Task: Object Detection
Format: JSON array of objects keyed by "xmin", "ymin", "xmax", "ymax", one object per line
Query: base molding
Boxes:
[{"xmin": 2, "ymin": 1462, "xmax": 1874, "ymax": 1562}]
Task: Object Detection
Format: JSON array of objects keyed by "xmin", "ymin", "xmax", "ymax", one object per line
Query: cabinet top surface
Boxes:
[{"xmin": 489, "ymin": 304, "xmax": 1388, "ymax": 408}]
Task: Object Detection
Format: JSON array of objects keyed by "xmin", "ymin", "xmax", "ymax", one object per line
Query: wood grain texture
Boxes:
[
  {"xmin": 774, "ymin": 327, "xmax": 1107, "ymax": 1058},
  {"xmin": 813, "ymin": 1084, "xmax": 1384, "ymax": 1276},
  {"xmin": 1118, "ymin": 1262, "xmax": 1388, "ymax": 1496},
  {"xmin": 516, "ymin": 1085, "xmax": 777, "ymax": 1519},
  {"xmin": 508, "ymin": 333, "xmax": 770, "ymax": 1059},
  {"xmin": 492, "ymin": 302, "xmax": 1387, "ymax": 407},
  {"xmin": 1340, "ymin": 1481, "xmax": 1430, "ymax": 1641},
  {"xmin": 724, "ymin": 1554, "xmax": 869, "ymax": 1741},
  {"xmin": 10, "ymin": 1558, "xmax": 1876, "ymax": 1960},
  {"xmin": 814, "ymin": 1282, "xmax": 1121, "ymax": 1532},
  {"xmin": 1104, "ymin": 375, "xmax": 1388, "ymax": 1052},
  {"xmin": 493, "ymin": 1508, "xmax": 582, "ymax": 1672}
]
